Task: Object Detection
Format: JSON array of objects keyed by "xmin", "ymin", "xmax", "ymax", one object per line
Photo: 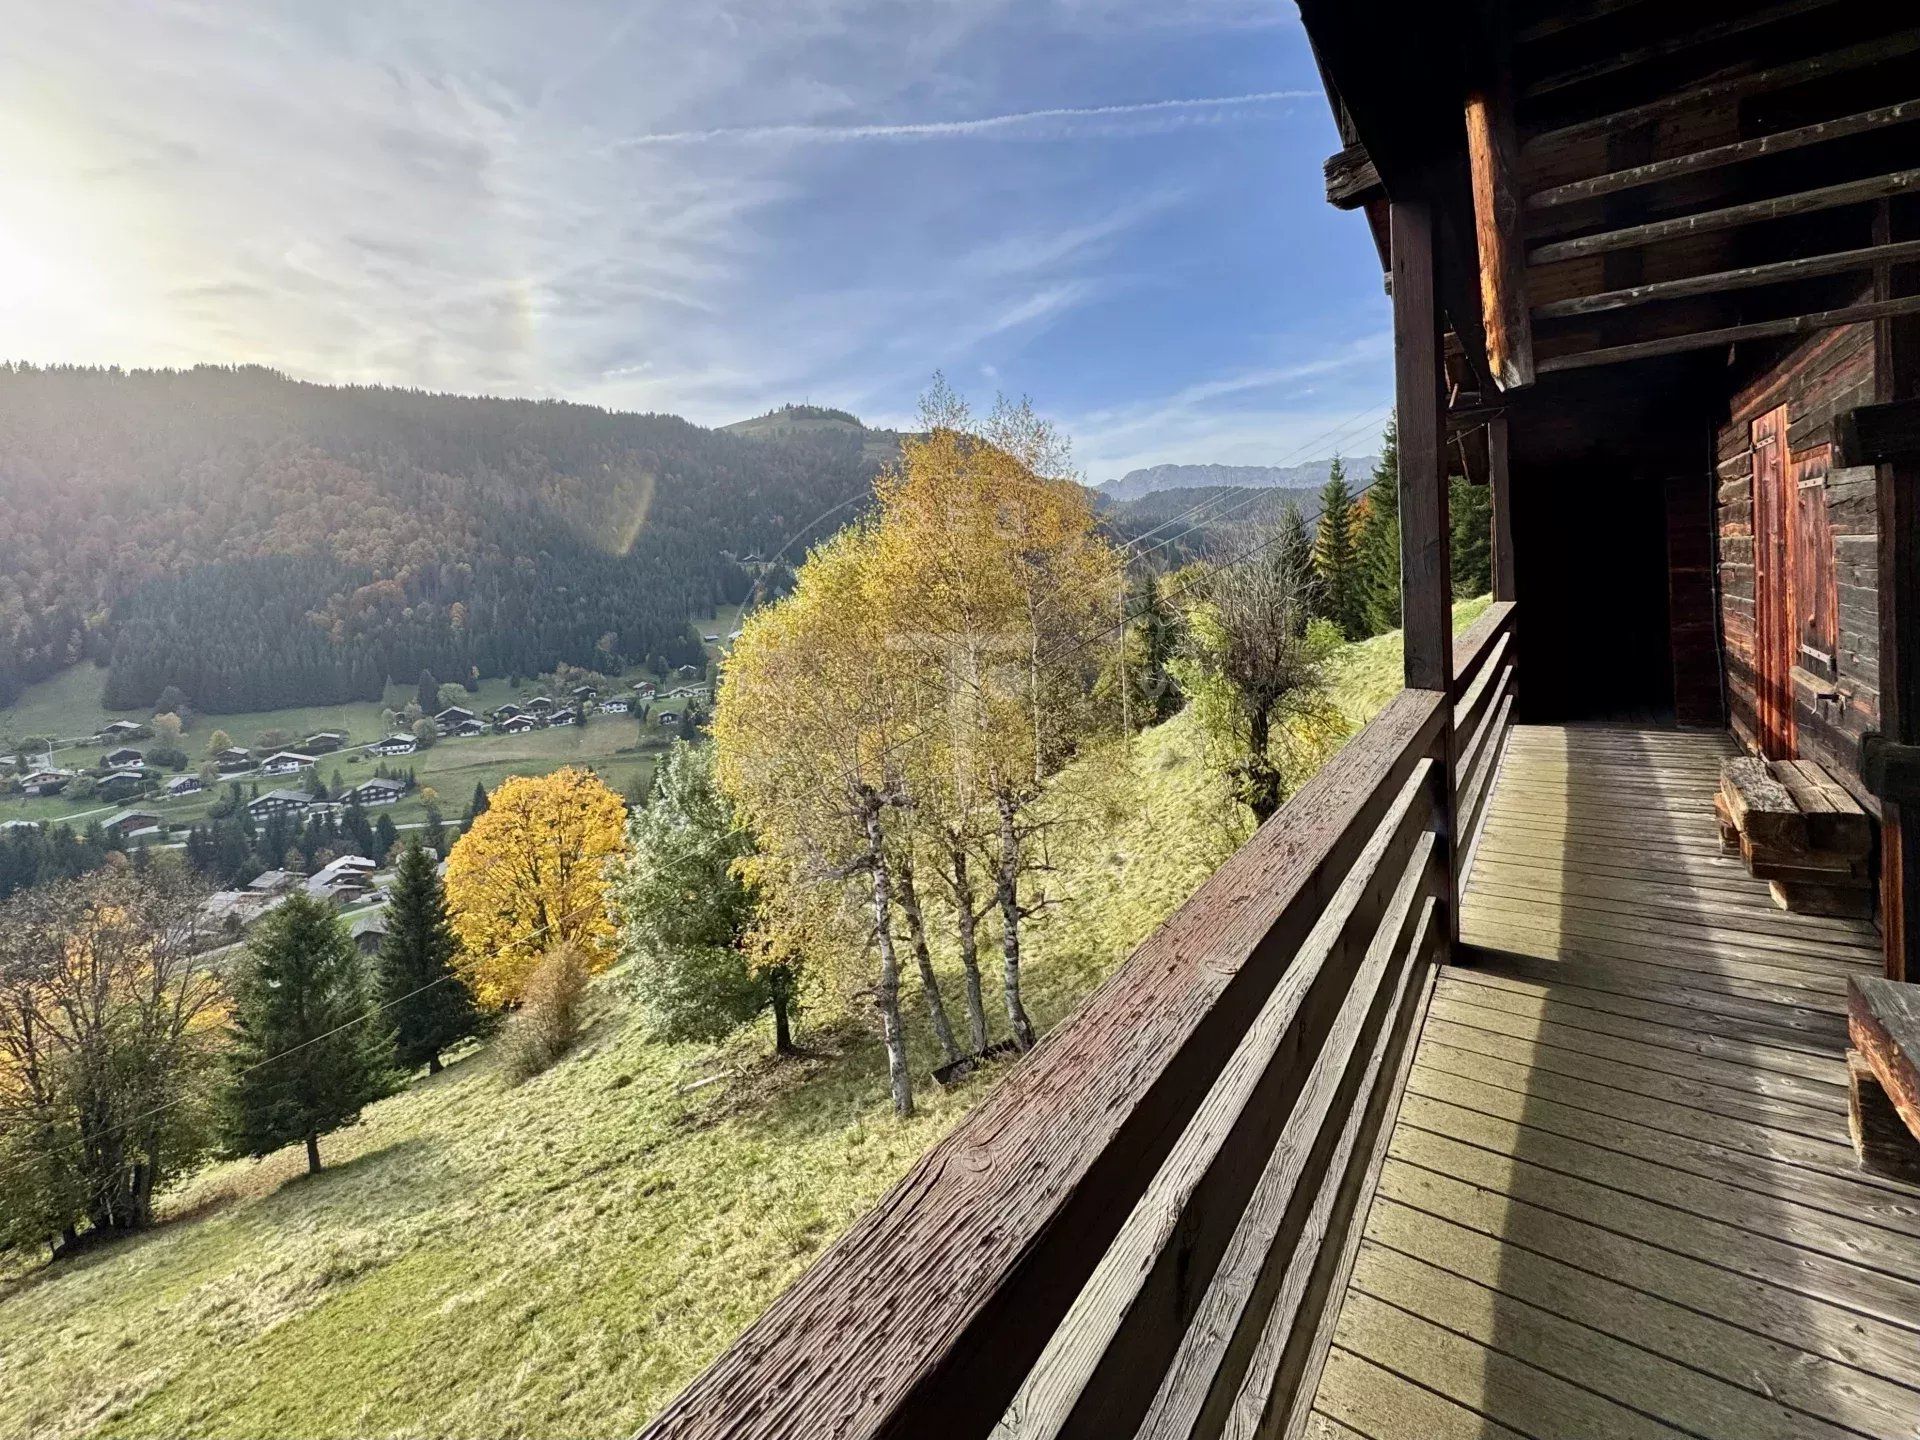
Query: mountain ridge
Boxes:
[{"xmin": 1101, "ymin": 455, "xmax": 1379, "ymax": 502}]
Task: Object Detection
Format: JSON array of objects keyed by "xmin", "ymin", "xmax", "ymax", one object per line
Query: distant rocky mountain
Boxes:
[{"xmin": 1100, "ymin": 456, "xmax": 1379, "ymax": 502}]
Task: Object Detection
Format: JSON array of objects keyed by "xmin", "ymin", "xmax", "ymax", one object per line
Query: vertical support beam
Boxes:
[
  {"xmin": 1876, "ymin": 198, "xmax": 1920, "ymax": 981},
  {"xmin": 1465, "ymin": 81, "xmax": 1536, "ymax": 390},
  {"xmin": 1393, "ymin": 197, "xmax": 1460, "ymax": 949},
  {"xmin": 1489, "ymin": 414, "xmax": 1517, "ymax": 602}
]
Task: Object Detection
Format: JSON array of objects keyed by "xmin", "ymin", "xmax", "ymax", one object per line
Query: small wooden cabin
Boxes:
[{"xmin": 640, "ymin": 7, "xmax": 1920, "ymax": 1437}]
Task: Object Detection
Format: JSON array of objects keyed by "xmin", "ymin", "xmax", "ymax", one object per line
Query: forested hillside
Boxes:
[{"xmin": 0, "ymin": 366, "xmax": 889, "ymax": 712}]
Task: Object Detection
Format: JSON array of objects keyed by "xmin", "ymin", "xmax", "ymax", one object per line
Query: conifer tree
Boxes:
[
  {"xmin": 1311, "ymin": 457, "xmax": 1364, "ymax": 639},
  {"xmin": 377, "ymin": 840, "xmax": 480, "ymax": 1074},
  {"xmin": 223, "ymin": 894, "xmax": 395, "ymax": 1174},
  {"xmin": 416, "ymin": 669, "xmax": 439, "ymax": 715},
  {"xmin": 1450, "ymin": 474, "xmax": 1494, "ymax": 598},
  {"xmin": 463, "ymin": 780, "xmax": 489, "ymax": 832},
  {"xmin": 373, "ymin": 812, "xmax": 399, "ymax": 862},
  {"xmin": 1356, "ymin": 420, "xmax": 1402, "ymax": 636}
]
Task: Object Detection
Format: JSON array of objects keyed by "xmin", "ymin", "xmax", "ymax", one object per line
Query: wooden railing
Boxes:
[
  {"xmin": 640, "ymin": 609, "xmax": 1518, "ymax": 1440},
  {"xmin": 1451, "ymin": 599, "xmax": 1518, "ymax": 865}
]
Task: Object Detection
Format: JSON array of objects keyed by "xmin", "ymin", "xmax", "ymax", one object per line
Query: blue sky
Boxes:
[{"xmin": 0, "ymin": 0, "xmax": 1393, "ymax": 480}]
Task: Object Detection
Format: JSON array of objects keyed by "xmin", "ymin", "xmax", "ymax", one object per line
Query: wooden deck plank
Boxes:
[
  {"xmin": 1349, "ymin": 1244, "xmax": 1861, "ymax": 1440},
  {"xmin": 1376, "ymin": 1162, "xmax": 1920, "ymax": 1382},
  {"xmin": 1365, "ymin": 1202, "xmax": 1920, "ymax": 1439},
  {"xmin": 1440, "ymin": 964, "xmax": 1847, "ymax": 1056},
  {"xmin": 1433, "ymin": 976, "xmax": 1853, "ymax": 1084},
  {"xmin": 1304, "ymin": 724, "xmax": 1920, "ymax": 1439},
  {"xmin": 1415, "ymin": 1037, "xmax": 1920, "ymax": 1198}
]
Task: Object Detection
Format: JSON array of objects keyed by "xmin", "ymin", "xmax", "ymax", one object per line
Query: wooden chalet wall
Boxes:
[
  {"xmin": 1664, "ymin": 471, "xmax": 1722, "ymax": 726},
  {"xmin": 1717, "ymin": 319, "xmax": 1882, "ymax": 807}
]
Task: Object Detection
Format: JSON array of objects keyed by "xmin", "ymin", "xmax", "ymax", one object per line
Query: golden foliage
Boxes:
[{"xmin": 444, "ymin": 767, "xmax": 627, "ymax": 1008}]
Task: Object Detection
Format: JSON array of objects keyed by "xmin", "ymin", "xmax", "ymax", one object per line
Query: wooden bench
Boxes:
[{"xmin": 1848, "ymin": 977, "xmax": 1920, "ymax": 1180}]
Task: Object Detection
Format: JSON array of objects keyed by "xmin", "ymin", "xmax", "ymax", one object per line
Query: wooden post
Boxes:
[
  {"xmin": 1394, "ymin": 199, "xmax": 1455, "ymax": 693},
  {"xmin": 1489, "ymin": 414, "xmax": 1516, "ymax": 602},
  {"xmin": 1876, "ymin": 197, "xmax": 1920, "ymax": 982},
  {"xmin": 1392, "ymin": 197, "xmax": 1459, "ymax": 948},
  {"xmin": 1465, "ymin": 83, "xmax": 1535, "ymax": 390}
]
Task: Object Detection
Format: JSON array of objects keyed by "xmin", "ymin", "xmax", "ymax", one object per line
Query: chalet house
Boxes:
[
  {"xmin": 452, "ymin": 718, "xmax": 487, "ymax": 738},
  {"xmin": 433, "ymin": 705, "xmax": 476, "ymax": 734},
  {"xmin": 349, "ymin": 911, "xmax": 389, "ymax": 956},
  {"xmin": 260, "ymin": 751, "xmax": 315, "ymax": 776},
  {"xmin": 302, "ymin": 730, "xmax": 348, "ymax": 754},
  {"xmin": 499, "ymin": 714, "xmax": 536, "ymax": 734},
  {"xmin": 246, "ymin": 868, "xmax": 299, "ymax": 894},
  {"xmin": 632, "ymin": 680, "xmax": 657, "ymax": 698},
  {"xmin": 548, "ymin": 706, "xmax": 579, "ymax": 727},
  {"xmin": 493, "ymin": 702, "xmax": 524, "ymax": 720},
  {"xmin": 246, "ymin": 789, "xmax": 310, "ymax": 820},
  {"xmin": 103, "ymin": 810, "xmax": 162, "ymax": 840},
  {"xmin": 96, "ymin": 720, "xmax": 146, "ymax": 741},
  {"xmin": 344, "ymin": 777, "xmax": 406, "ymax": 807},
  {"xmin": 675, "ymin": 663, "xmax": 702, "ymax": 678},
  {"xmin": 306, "ymin": 854, "xmax": 377, "ymax": 903},
  {"xmin": 569, "ymin": 684, "xmax": 597, "ymax": 700},
  {"xmin": 0, "ymin": 820, "xmax": 42, "ymax": 833},
  {"xmin": 164, "ymin": 774, "xmax": 204, "ymax": 797},
  {"xmin": 95, "ymin": 770, "xmax": 147, "ymax": 800},
  {"xmin": 213, "ymin": 747, "xmax": 252, "ymax": 772},
  {"xmin": 202, "ymin": 889, "xmax": 279, "ymax": 933},
  {"xmin": 370, "ymin": 734, "xmax": 418, "ymax": 756},
  {"xmin": 656, "ymin": 711, "xmax": 681, "ymax": 727},
  {"xmin": 526, "ymin": 695, "xmax": 555, "ymax": 714},
  {"xmin": 640, "ymin": 10, "xmax": 1920, "ymax": 1440},
  {"xmin": 599, "ymin": 696, "xmax": 631, "ymax": 714},
  {"xmin": 20, "ymin": 769, "xmax": 73, "ymax": 796},
  {"xmin": 101, "ymin": 746, "xmax": 145, "ymax": 769},
  {"xmin": 702, "ymin": 632, "xmax": 721, "ymax": 644}
]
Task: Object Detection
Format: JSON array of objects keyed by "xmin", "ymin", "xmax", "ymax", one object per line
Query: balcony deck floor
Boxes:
[{"xmin": 1304, "ymin": 724, "xmax": 1920, "ymax": 1440}]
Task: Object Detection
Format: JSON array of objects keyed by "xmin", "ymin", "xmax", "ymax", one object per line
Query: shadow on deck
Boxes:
[{"xmin": 1306, "ymin": 724, "xmax": 1920, "ymax": 1440}]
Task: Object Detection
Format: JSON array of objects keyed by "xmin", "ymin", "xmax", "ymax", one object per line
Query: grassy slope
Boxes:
[
  {"xmin": 0, "ymin": 706, "xmax": 1243, "ymax": 1440},
  {"xmin": 0, "ymin": 603, "xmax": 1483, "ymax": 1440},
  {"xmin": 1326, "ymin": 595, "xmax": 1492, "ymax": 727}
]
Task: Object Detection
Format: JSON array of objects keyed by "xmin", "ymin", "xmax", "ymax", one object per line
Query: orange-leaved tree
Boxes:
[{"xmin": 444, "ymin": 767, "xmax": 627, "ymax": 1008}]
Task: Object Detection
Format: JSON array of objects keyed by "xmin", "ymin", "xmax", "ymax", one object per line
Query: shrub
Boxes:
[{"xmin": 502, "ymin": 945, "xmax": 590, "ymax": 1083}]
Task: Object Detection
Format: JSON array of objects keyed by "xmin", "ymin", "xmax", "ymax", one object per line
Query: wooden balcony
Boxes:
[
  {"xmin": 1307, "ymin": 723, "xmax": 1911, "ymax": 1440},
  {"xmin": 639, "ymin": 599, "xmax": 1920, "ymax": 1439}
]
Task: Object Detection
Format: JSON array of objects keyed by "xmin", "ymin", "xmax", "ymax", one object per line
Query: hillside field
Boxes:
[
  {"xmin": 0, "ymin": 606, "xmax": 747, "ymax": 829},
  {"xmin": 0, "ymin": 601, "xmax": 1488, "ymax": 1440}
]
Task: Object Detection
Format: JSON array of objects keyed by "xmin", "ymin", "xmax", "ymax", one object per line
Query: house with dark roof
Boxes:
[
  {"xmin": 434, "ymin": 705, "xmax": 476, "ymax": 734},
  {"xmin": 165, "ymin": 774, "xmax": 205, "ymax": 797},
  {"xmin": 548, "ymin": 706, "xmax": 579, "ymax": 727},
  {"xmin": 657, "ymin": 711, "xmax": 681, "ymax": 727},
  {"xmin": 95, "ymin": 770, "xmax": 149, "ymax": 800},
  {"xmin": 214, "ymin": 747, "xmax": 253, "ymax": 772},
  {"xmin": 525, "ymin": 695, "xmax": 555, "ymax": 714},
  {"xmin": 344, "ymin": 777, "xmax": 407, "ymax": 806},
  {"xmin": 102, "ymin": 746, "xmax": 146, "ymax": 769},
  {"xmin": 97, "ymin": 720, "xmax": 147, "ymax": 741},
  {"xmin": 302, "ymin": 730, "xmax": 349, "ymax": 754},
  {"xmin": 452, "ymin": 718, "xmax": 487, "ymax": 738},
  {"xmin": 499, "ymin": 714, "xmax": 536, "ymax": 734},
  {"xmin": 349, "ymin": 911, "xmax": 389, "ymax": 956},
  {"xmin": 246, "ymin": 789, "xmax": 311, "ymax": 820},
  {"xmin": 20, "ymin": 769, "xmax": 74, "ymax": 796},
  {"xmin": 599, "ymin": 696, "xmax": 631, "ymax": 714},
  {"xmin": 104, "ymin": 810, "xmax": 163, "ymax": 840}
]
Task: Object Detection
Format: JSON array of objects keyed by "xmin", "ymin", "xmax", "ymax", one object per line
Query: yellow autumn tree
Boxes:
[
  {"xmin": 867, "ymin": 381, "xmax": 1122, "ymax": 1050},
  {"xmin": 444, "ymin": 767, "xmax": 628, "ymax": 1007},
  {"xmin": 714, "ymin": 526, "xmax": 927, "ymax": 1117}
]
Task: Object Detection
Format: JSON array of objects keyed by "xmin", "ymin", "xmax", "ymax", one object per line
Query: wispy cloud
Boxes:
[{"xmin": 612, "ymin": 90, "xmax": 1313, "ymax": 148}]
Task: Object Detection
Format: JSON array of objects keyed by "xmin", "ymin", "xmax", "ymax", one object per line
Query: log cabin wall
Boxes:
[{"xmin": 1716, "ymin": 318, "xmax": 1883, "ymax": 811}]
